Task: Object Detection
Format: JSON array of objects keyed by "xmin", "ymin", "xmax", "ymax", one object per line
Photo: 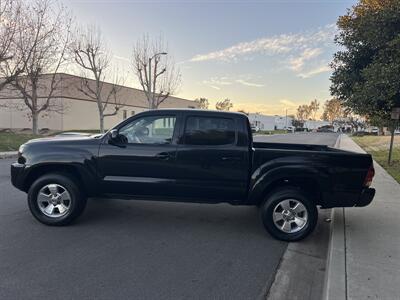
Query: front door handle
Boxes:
[
  {"xmin": 221, "ymin": 156, "xmax": 242, "ymax": 161},
  {"xmin": 155, "ymin": 152, "xmax": 170, "ymax": 160}
]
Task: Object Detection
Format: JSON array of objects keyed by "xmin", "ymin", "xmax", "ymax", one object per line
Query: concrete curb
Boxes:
[
  {"xmin": 323, "ymin": 134, "xmax": 347, "ymax": 300},
  {"xmin": 0, "ymin": 151, "xmax": 17, "ymax": 159},
  {"xmin": 324, "ymin": 208, "xmax": 347, "ymax": 300}
]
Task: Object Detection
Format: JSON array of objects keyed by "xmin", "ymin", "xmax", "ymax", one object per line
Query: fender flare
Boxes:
[{"xmin": 247, "ymin": 164, "xmax": 330, "ymax": 205}]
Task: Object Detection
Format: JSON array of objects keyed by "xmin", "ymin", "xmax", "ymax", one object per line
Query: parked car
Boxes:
[
  {"xmin": 285, "ymin": 126, "xmax": 295, "ymax": 133},
  {"xmin": 294, "ymin": 127, "xmax": 307, "ymax": 132},
  {"xmin": 11, "ymin": 109, "xmax": 376, "ymax": 241},
  {"xmin": 250, "ymin": 125, "xmax": 260, "ymax": 133},
  {"xmin": 317, "ymin": 125, "xmax": 335, "ymax": 133},
  {"xmin": 370, "ymin": 127, "xmax": 379, "ymax": 135}
]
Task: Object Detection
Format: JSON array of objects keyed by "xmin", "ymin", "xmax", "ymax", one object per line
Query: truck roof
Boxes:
[{"xmin": 142, "ymin": 108, "xmax": 248, "ymax": 118}]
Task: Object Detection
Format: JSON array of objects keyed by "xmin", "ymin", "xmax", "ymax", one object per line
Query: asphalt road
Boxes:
[{"xmin": 0, "ymin": 133, "xmax": 338, "ymax": 300}]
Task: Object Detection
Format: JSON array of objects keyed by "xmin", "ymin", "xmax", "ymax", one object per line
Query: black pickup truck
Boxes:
[{"xmin": 11, "ymin": 109, "xmax": 375, "ymax": 241}]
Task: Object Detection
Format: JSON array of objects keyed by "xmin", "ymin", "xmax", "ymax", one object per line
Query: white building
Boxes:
[
  {"xmin": 248, "ymin": 113, "xmax": 293, "ymax": 131},
  {"xmin": 0, "ymin": 73, "xmax": 198, "ymax": 131},
  {"xmin": 274, "ymin": 115, "xmax": 293, "ymax": 130}
]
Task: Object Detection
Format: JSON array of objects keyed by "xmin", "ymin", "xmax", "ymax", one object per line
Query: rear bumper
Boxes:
[
  {"xmin": 356, "ymin": 187, "xmax": 375, "ymax": 207},
  {"xmin": 321, "ymin": 187, "xmax": 376, "ymax": 208},
  {"xmin": 11, "ymin": 162, "xmax": 26, "ymax": 191}
]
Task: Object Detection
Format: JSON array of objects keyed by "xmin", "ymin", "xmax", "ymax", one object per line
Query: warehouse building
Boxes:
[{"xmin": 0, "ymin": 73, "xmax": 198, "ymax": 131}]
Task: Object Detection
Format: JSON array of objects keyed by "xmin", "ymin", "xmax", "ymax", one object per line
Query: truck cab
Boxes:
[{"xmin": 97, "ymin": 109, "xmax": 251, "ymax": 202}]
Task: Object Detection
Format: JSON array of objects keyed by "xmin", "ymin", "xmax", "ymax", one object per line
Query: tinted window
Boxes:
[
  {"xmin": 119, "ymin": 115, "xmax": 176, "ymax": 144},
  {"xmin": 184, "ymin": 116, "xmax": 235, "ymax": 145}
]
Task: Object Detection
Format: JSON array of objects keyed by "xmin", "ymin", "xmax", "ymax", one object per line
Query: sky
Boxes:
[{"xmin": 62, "ymin": 0, "xmax": 356, "ymax": 115}]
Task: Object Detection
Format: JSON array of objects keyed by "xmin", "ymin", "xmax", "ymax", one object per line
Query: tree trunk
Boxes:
[
  {"xmin": 388, "ymin": 122, "xmax": 396, "ymax": 165},
  {"xmin": 99, "ymin": 111, "xmax": 105, "ymax": 133},
  {"xmin": 32, "ymin": 112, "xmax": 39, "ymax": 135}
]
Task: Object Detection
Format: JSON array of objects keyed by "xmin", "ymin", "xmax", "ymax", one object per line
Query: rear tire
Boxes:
[
  {"xmin": 260, "ymin": 187, "xmax": 318, "ymax": 241},
  {"xmin": 28, "ymin": 173, "xmax": 87, "ymax": 226}
]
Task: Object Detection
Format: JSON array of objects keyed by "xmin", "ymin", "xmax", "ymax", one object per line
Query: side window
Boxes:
[
  {"xmin": 119, "ymin": 115, "xmax": 176, "ymax": 144},
  {"xmin": 184, "ymin": 116, "xmax": 235, "ymax": 145}
]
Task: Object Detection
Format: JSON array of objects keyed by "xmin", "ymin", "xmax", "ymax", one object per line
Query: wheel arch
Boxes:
[
  {"xmin": 248, "ymin": 166, "xmax": 328, "ymax": 206},
  {"xmin": 23, "ymin": 163, "xmax": 94, "ymax": 196}
]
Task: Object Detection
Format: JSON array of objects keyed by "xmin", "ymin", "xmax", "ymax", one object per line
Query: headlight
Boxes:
[{"xmin": 17, "ymin": 144, "xmax": 26, "ymax": 164}]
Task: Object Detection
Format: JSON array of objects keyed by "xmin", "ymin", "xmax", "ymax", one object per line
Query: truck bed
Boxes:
[
  {"xmin": 251, "ymin": 141, "xmax": 373, "ymax": 208},
  {"xmin": 253, "ymin": 141, "xmax": 342, "ymax": 152}
]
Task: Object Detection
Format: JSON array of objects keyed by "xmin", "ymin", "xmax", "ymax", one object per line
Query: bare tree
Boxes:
[
  {"xmin": 309, "ymin": 99, "xmax": 320, "ymax": 121},
  {"xmin": 0, "ymin": 0, "xmax": 22, "ymax": 90},
  {"xmin": 1, "ymin": 0, "xmax": 72, "ymax": 134},
  {"xmin": 296, "ymin": 104, "xmax": 311, "ymax": 124},
  {"xmin": 71, "ymin": 25, "xmax": 125, "ymax": 133},
  {"xmin": 195, "ymin": 97, "xmax": 209, "ymax": 109},
  {"xmin": 132, "ymin": 34, "xmax": 181, "ymax": 109},
  {"xmin": 216, "ymin": 98, "xmax": 233, "ymax": 111}
]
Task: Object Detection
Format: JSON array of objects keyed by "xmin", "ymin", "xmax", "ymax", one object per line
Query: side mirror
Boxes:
[
  {"xmin": 110, "ymin": 129, "xmax": 118, "ymax": 139},
  {"xmin": 109, "ymin": 129, "xmax": 127, "ymax": 147}
]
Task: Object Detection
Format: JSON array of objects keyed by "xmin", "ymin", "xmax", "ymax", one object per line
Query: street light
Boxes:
[{"xmin": 150, "ymin": 52, "xmax": 167, "ymax": 60}]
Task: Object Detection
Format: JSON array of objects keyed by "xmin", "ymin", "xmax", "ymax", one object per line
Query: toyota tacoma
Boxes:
[{"xmin": 11, "ymin": 109, "xmax": 376, "ymax": 241}]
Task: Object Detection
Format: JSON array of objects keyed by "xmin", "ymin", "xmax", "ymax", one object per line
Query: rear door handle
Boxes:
[
  {"xmin": 221, "ymin": 156, "xmax": 242, "ymax": 161},
  {"xmin": 155, "ymin": 152, "xmax": 171, "ymax": 160}
]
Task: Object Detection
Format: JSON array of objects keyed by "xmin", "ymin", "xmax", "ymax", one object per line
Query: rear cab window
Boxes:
[{"xmin": 183, "ymin": 116, "xmax": 236, "ymax": 145}]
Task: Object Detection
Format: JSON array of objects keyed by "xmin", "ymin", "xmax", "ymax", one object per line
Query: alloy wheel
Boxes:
[
  {"xmin": 37, "ymin": 184, "xmax": 72, "ymax": 218},
  {"xmin": 272, "ymin": 199, "xmax": 308, "ymax": 233}
]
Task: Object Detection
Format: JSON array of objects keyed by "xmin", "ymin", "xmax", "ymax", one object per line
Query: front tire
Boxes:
[
  {"xmin": 260, "ymin": 188, "xmax": 318, "ymax": 241},
  {"xmin": 28, "ymin": 173, "xmax": 87, "ymax": 226}
]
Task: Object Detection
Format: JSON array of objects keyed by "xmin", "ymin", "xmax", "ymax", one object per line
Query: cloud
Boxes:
[
  {"xmin": 202, "ymin": 76, "xmax": 265, "ymax": 89},
  {"xmin": 113, "ymin": 55, "xmax": 130, "ymax": 62},
  {"xmin": 202, "ymin": 77, "xmax": 232, "ymax": 90},
  {"xmin": 279, "ymin": 99, "xmax": 297, "ymax": 107},
  {"xmin": 289, "ymin": 48, "xmax": 323, "ymax": 71},
  {"xmin": 189, "ymin": 24, "xmax": 335, "ymax": 63},
  {"xmin": 203, "ymin": 77, "xmax": 232, "ymax": 87},
  {"xmin": 236, "ymin": 79, "xmax": 264, "ymax": 88},
  {"xmin": 298, "ymin": 64, "xmax": 331, "ymax": 78}
]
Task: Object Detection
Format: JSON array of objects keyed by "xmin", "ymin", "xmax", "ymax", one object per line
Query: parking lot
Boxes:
[{"xmin": 0, "ymin": 133, "xmax": 338, "ymax": 299}]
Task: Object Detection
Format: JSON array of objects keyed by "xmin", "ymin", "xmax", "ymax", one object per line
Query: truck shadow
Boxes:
[{"xmin": 80, "ymin": 197, "xmax": 269, "ymax": 238}]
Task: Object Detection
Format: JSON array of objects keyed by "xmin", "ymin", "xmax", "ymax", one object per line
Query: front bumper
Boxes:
[{"xmin": 11, "ymin": 162, "xmax": 26, "ymax": 191}]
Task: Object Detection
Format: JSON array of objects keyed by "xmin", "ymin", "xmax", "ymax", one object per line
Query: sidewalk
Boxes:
[
  {"xmin": 0, "ymin": 151, "xmax": 17, "ymax": 159},
  {"xmin": 325, "ymin": 135, "xmax": 400, "ymax": 300}
]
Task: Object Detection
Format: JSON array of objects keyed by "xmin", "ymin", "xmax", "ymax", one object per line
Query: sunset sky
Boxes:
[{"xmin": 63, "ymin": 0, "xmax": 356, "ymax": 115}]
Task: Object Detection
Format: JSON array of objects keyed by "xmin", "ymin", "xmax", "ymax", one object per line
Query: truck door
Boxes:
[
  {"xmin": 174, "ymin": 114, "xmax": 249, "ymax": 201},
  {"xmin": 97, "ymin": 113, "xmax": 181, "ymax": 197}
]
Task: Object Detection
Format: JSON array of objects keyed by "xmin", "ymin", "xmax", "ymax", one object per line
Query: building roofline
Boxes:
[
  {"xmin": 148, "ymin": 108, "xmax": 248, "ymax": 116},
  {"xmin": 0, "ymin": 72, "xmax": 196, "ymax": 104},
  {"xmin": 43, "ymin": 72, "xmax": 196, "ymax": 104}
]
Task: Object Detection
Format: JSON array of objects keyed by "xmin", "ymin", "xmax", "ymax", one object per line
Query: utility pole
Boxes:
[
  {"xmin": 388, "ymin": 107, "xmax": 400, "ymax": 165},
  {"xmin": 285, "ymin": 108, "xmax": 294, "ymax": 130},
  {"xmin": 285, "ymin": 108, "xmax": 288, "ymax": 128}
]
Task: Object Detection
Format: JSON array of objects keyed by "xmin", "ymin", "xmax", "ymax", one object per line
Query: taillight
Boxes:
[{"xmin": 364, "ymin": 165, "xmax": 375, "ymax": 187}]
